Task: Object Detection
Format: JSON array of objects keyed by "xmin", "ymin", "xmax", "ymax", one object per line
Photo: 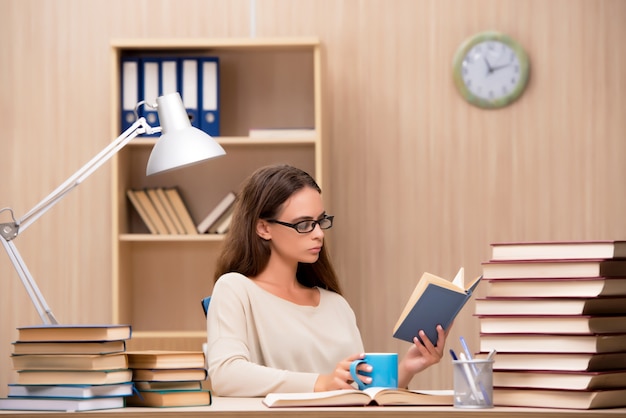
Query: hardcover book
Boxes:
[
  {"xmin": 146, "ymin": 187, "xmax": 178, "ymax": 234},
  {"xmin": 126, "ymin": 350, "xmax": 205, "ymax": 369},
  {"xmin": 16, "ymin": 324, "xmax": 132, "ymax": 342},
  {"xmin": 155, "ymin": 187, "xmax": 185, "ymax": 234},
  {"xmin": 7, "ymin": 382, "xmax": 134, "ymax": 399},
  {"xmin": 126, "ymin": 389, "xmax": 212, "ymax": 407},
  {"xmin": 126, "ymin": 189, "xmax": 158, "ymax": 234},
  {"xmin": 163, "ymin": 187, "xmax": 198, "ymax": 235},
  {"xmin": 479, "ymin": 333, "xmax": 626, "ymax": 354},
  {"xmin": 134, "ymin": 380, "xmax": 203, "ymax": 391},
  {"xmin": 490, "ymin": 240, "xmax": 626, "ymax": 261},
  {"xmin": 12, "ymin": 340, "xmax": 126, "ymax": 355},
  {"xmin": 493, "ymin": 369, "xmax": 626, "ymax": 390},
  {"xmin": 485, "ymin": 277, "xmax": 626, "ymax": 298},
  {"xmin": 11, "ymin": 352, "xmax": 128, "ymax": 371},
  {"xmin": 0, "ymin": 396, "xmax": 125, "ymax": 411},
  {"xmin": 474, "ymin": 296, "xmax": 626, "ymax": 316},
  {"xmin": 262, "ymin": 388, "xmax": 453, "ymax": 407},
  {"xmin": 248, "ymin": 128, "xmax": 316, "ymax": 139},
  {"xmin": 393, "ymin": 268, "xmax": 481, "ymax": 344},
  {"xmin": 196, "ymin": 191, "xmax": 236, "ymax": 234},
  {"xmin": 493, "ymin": 387, "xmax": 626, "ymax": 409},
  {"xmin": 478, "ymin": 315, "xmax": 626, "ymax": 335},
  {"xmin": 131, "ymin": 368, "xmax": 207, "ymax": 382},
  {"xmin": 16, "ymin": 369, "xmax": 132, "ymax": 385},
  {"xmin": 481, "ymin": 259, "xmax": 626, "ymax": 279},
  {"xmin": 133, "ymin": 189, "xmax": 169, "ymax": 234},
  {"xmin": 208, "ymin": 204, "xmax": 234, "ymax": 234},
  {"xmin": 483, "ymin": 352, "xmax": 626, "ymax": 372}
]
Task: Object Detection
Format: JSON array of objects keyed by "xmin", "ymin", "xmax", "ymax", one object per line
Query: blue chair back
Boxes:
[{"xmin": 201, "ymin": 296, "xmax": 211, "ymax": 317}]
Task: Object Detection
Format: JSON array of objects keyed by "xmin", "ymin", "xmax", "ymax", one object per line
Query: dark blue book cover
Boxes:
[{"xmin": 393, "ymin": 269, "xmax": 481, "ymax": 344}]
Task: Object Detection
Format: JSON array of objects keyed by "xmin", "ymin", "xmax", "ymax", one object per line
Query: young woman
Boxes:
[{"xmin": 206, "ymin": 164, "xmax": 447, "ymax": 396}]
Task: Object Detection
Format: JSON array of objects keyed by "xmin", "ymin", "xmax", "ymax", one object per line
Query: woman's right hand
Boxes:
[{"xmin": 314, "ymin": 353, "xmax": 369, "ymax": 392}]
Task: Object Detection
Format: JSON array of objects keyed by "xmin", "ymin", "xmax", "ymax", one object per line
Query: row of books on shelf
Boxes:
[
  {"xmin": 477, "ymin": 240, "xmax": 626, "ymax": 410},
  {"xmin": 127, "ymin": 187, "xmax": 236, "ymax": 235},
  {"xmin": 121, "ymin": 55, "xmax": 219, "ymax": 137},
  {"xmin": 0, "ymin": 324, "xmax": 210, "ymax": 411}
]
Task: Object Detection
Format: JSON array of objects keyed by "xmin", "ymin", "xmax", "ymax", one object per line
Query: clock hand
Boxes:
[
  {"xmin": 483, "ymin": 56, "xmax": 494, "ymax": 74},
  {"xmin": 490, "ymin": 56, "xmax": 514, "ymax": 73},
  {"xmin": 490, "ymin": 63, "xmax": 511, "ymax": 72}
]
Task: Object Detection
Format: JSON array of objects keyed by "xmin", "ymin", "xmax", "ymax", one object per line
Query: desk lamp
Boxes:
[{"xmin": 0, "ymin": 92, "xmax": 225, "ymax": 325}]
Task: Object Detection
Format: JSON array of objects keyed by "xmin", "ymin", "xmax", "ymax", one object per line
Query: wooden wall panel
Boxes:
[{"xmin": 1, "ymin": 0, "xmax": 625, "ymax": 395}]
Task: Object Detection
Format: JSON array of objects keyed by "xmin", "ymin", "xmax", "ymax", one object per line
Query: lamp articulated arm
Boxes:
[
  {"xmin": 1, "ymin": 91, "xmax": 225, "ymax": 325},
  {"xmin": 0, "ymin": 117, "xmax": 156, "ymax": 325}
]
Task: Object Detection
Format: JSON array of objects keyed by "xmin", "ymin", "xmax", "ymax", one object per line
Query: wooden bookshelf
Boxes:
[{"xmin": 110, "ymin": 38, "xmax": 323, "ymax": 350}]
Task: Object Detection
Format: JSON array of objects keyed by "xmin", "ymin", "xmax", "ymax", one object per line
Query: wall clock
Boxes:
[{"xmin": 452, "ymin": 31, "xmax": 530, "ymax": 109}]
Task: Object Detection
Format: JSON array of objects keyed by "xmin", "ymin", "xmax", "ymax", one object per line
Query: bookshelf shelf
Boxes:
[{"xmin": 110, "ymin": 38, "xmax": 323, "ymax": 351}]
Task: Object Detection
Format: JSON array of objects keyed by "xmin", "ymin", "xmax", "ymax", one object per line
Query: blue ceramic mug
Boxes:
[{"xmin": 349, "ymin": 353, "xmax": 398, "ymax": 390}]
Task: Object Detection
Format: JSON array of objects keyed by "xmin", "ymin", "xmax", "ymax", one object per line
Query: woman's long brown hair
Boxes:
[{"xmin": 213, "ymin": 164, "xmax": 342, "ymax": 295}]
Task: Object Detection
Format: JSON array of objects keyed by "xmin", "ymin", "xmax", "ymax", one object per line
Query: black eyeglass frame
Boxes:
[{"xmin": 266, "ymin": 215, "xmax": 334, "ymax": 234}]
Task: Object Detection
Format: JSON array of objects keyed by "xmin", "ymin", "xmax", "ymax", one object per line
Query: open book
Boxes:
[
  {"xmin": 393, "ymin": 268, "xmax": 481, "ymax": 344},
  {"xmin": 262, "ymin": 387, "xmax": 453, "ymax": 407}
]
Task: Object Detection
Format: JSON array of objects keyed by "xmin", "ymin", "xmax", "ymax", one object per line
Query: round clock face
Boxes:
[{"xmin": 453, "ymin": 31, "xmax": 530, "ymax": 109}]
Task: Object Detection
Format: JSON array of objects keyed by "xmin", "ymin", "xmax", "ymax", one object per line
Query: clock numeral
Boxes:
[{"xmin": 501, "ymin": 85, "xmax": 508, "ymax": 95}]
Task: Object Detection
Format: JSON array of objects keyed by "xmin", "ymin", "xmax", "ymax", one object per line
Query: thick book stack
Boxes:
[
  {"xmin": 0, "ymin": 324, "xmax": 133, "ymax": 412},
  {"xmin": 478, "ymin": 241, "xmax": 626, "ymax": 410},
  {"xmin": 126, "ymin": 350, "xmax": 211, "ymax": 407}
]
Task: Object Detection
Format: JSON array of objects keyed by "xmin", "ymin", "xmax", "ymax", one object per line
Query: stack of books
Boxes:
[
  {"xmin": 478, "ymin": 241, "xmax": 626, "ymax": 410},
  {"xmin": 126, "ymin": 350, "xmax": 211, "ymax": 407},
  {"xmin": 0, "ymin": 324, "xmax": 133, "ymax": 411}
]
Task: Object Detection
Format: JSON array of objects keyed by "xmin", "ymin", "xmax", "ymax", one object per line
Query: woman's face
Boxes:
[{"xmin": 265, "ymin": 186, "xmax": 327, "ymax": 265}]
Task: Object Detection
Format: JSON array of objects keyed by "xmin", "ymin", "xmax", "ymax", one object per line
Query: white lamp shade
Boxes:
[{"xmin": 146, "ymin": 93, "xmax": 225, "ymax": 176}]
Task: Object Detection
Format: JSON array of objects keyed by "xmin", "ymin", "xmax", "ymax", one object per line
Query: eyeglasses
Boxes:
[{"xmin": 267, "ymin": 215, "xmax": 334, "ymax": 234}]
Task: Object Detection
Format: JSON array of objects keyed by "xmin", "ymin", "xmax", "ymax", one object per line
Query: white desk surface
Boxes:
[{"xmin": 1, "ymin": 397, "xmax": 626, "ymax": 417}]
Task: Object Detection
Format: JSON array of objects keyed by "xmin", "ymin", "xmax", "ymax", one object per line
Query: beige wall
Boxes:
[{"xmin": 1, "ymin": 0, "xmax": 625, "ymax": 396}]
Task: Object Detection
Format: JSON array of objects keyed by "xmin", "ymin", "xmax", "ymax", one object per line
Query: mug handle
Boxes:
[{"xmin": 349, "ymin": 359, "xmax": 367, "ymax": 390}]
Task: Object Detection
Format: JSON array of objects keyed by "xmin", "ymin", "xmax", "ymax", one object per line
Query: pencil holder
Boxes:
[{"xmin": 452, "ymin": 359, "xmax": 494, "ymax": 408}]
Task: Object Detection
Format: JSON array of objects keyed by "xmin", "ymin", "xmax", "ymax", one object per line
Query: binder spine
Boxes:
[
  {"xmin": 199, "ymin": 57, "xmax": 220, "ymax": 137},
  {"xmin": 120, "ymin": 57, "xmax": 140, "ymax": 131},
  {"xmin": 140, "ymin": 57, "xmax": 161, "ymax": 135},
  {"xmin": 180, "ymin": 58, "xmax": 200, "ymax": 128}
]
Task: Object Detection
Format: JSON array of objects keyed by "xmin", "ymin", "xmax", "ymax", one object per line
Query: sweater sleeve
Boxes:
[{"xmin": 206, "ymin": 274, "xmax": 319, "ymax": 396}]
